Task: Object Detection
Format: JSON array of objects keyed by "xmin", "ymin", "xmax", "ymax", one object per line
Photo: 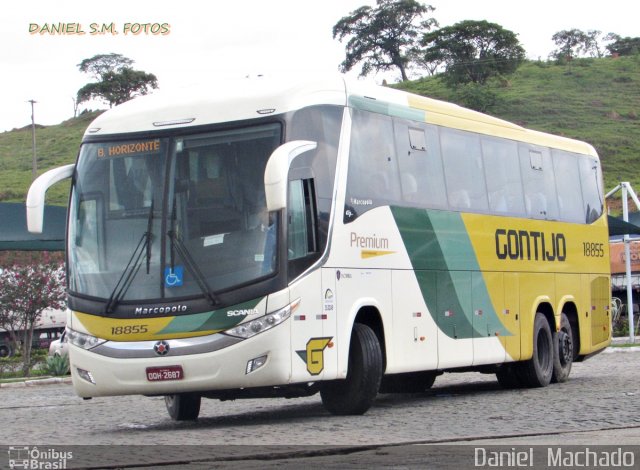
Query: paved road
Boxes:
[{"xmin": 3, "ymin": 349, "xmax": 640, "ymax": 468}]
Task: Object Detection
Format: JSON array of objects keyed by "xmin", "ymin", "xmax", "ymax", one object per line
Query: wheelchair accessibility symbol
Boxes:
[{"xmin": 164, "ymin": 266, "xmax": 184, "ymax": 287}]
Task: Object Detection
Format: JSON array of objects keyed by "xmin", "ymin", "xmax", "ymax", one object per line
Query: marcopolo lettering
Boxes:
[
  {"xmin": 135, "ymin": 305, "xmax": 187, "ymax": 315},
  {"xmin": 495, "ymin": 228, "xmax": 566, "ymax": 262}
]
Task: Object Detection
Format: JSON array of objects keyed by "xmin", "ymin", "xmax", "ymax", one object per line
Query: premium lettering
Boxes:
[
  {"xmin": 350, "ymin": 232, "xmax": 389, "ymax": 250},
  {"xmin": 495, "ymin": 228, "xmax": 566, "ymax": 262}
]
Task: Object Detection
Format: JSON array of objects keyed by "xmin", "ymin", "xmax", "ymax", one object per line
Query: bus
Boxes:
[{"xmin": 26, "ymin": 76, "xmax": 611, "ymax": 420}]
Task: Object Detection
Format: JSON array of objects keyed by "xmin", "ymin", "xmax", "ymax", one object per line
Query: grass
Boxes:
[{"xmin": 0, "ymin": 111, "xmax": 102, "ymax": 205}]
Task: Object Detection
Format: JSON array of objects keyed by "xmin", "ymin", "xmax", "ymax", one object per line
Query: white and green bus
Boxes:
[{"xmin": 27, "ymin": 76, "xmax": 611, "ymax": 420}]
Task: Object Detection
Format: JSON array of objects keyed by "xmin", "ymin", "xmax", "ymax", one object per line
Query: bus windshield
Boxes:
[{"xmin": 68, "ymin": 123, "xmax": 282, "ymax": 304}]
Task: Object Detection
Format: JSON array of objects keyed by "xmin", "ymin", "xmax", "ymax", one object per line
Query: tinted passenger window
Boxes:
[
  {"xmin": 579, "ymin": 157, "xmax": 603, "ymax": 223},
  {"xmin": 345, "ymin": 109, "xmax": 401, "ymax": 221},
  {"xmin": 441, "ymin": 128, "xmax": 488, "ymax": 211},
  {"xmin": 394, "ymin": 120, "xmax": 447, "ymax": 208},
  {"xmin": 519, "ymin": 145, "xmax": 559, "ymax": 220},
  {"xmin": 482, "ymin": 136, "xmax": 525, "ymax": 215},
  {"xmin": 552, "ymin": 150, "xmax": 585, "ymax": 223}
]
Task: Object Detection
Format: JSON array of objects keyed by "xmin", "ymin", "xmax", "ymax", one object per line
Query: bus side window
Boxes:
[
  {"xmin": 346, "ymin": 109, "xmax": 401, "ymax": 220},
  {"xmin": 441, "ymin": 128, "xmax": 488, "ymax": 212},
  {"xmin": 481, "ymin": 136, "xmax": 525, "ymax": 215},
  {"xmin": 519, "ymin": 145, "xmax": 559, "ymax": 220},
  {"xmin": 288, "ymin": 178, "xmax": 318, "ymax": 261},
  {"xmin": 579, "ymin": 157, "xmax": 603, "ymax": 223},
  {"xmin": 552, "ymin": 149, "xmax": 585, "ymax": 223},
  {"xmin": 394, "ymin": 120, "xmax": 447, "ymax": 209}
]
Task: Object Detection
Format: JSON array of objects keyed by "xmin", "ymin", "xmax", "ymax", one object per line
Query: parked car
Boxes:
[{"xmin": 48, "ymin": 330, "xmax": 68, "ymax": 357}]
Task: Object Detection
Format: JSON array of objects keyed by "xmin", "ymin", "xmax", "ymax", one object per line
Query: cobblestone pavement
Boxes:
[{"xmin": 3, "ymin": 349, "xmax": 639, "ymax": 467}]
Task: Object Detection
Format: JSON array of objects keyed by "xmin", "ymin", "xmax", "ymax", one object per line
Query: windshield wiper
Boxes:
[
  {"xmin": 168, "ymin": 196, "xmax": 219, "ymax": 307},
  {"xmin": 105, "ymin": 202, "xmax": 154, "ymax": 313}
]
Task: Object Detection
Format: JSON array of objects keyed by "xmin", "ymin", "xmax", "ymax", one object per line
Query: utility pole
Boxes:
[{"xmin": 28, "ymin": 99, "xmax": 38, "ymax": 180}]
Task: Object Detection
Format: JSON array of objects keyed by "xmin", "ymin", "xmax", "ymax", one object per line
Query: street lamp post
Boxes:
[{"xmin": 28, "ymin": 99, "xmax": 38, "ymax": 180}]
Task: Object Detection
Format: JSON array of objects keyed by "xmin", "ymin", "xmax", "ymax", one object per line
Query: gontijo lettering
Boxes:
[
  {"xmin": 97, "ymin": 140, "xmax": 160, "ymax": 157},
  {"xmin": 495, "ymin": 228, "xmax": 566, "ymax": 262}
]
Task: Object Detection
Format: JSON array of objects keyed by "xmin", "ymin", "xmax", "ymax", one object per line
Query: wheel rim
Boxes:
[{"xmin": 558, "ymin": 329, "xmax": 573, "ymax": 366}]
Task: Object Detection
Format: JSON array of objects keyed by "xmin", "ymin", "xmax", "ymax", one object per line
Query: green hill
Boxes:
[
  {"xmin": 0, "ymin": 111, "xmax": 102, "ymax": 205},
  {"xmin": 395, "ymin": 56, "xmax": 640, "ymax": 195},
  {"xmin": 0, "ymin": 57, "xmax": 638, "ymax": 206}
]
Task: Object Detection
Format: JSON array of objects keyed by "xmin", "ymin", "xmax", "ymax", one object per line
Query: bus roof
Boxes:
[{"xmin": 85, "ymin": 74, "xmax": 597, "ymax": 157}]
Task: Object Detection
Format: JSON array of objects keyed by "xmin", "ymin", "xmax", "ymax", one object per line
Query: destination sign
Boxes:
[{"xmin": 97, "ymin": 140, "xmax": 161, "ymax": 158}]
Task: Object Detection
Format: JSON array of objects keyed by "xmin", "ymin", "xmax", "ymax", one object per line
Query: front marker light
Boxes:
[
  {"xmin": 67, "ymin": 328, "xmax": 106, "ymax": 350},
  {"xmin": 224, "ymin": 299, "xmax": 300, "ymax": 339},
  {"xmin": 76, "ymin": 367, "xmax": 96, "ymax": 384}
]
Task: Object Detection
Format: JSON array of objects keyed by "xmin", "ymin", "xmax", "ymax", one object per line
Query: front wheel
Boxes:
[
  {"xmin": 552, "ymin": 313, "xmax": 574, "ymax": 383},
  {"xmin": 320, "ymin": 323, "xmax": 383, "ymax": 415},
  {"xmin": 165, "ymin": 393, "xmax": 201, "ymax": 421},
  {"xmin": 518, "ymin": 312, "xmax": 554, "ymax": 387}
]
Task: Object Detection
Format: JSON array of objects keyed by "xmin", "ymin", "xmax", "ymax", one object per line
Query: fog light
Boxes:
[
  {"xmin": 76, "ymin": 367, "xmax": 96, "ymax": 384},
  {"xmin": 246, "ymin": 355, "xmax": 268, "ymax": 374}
]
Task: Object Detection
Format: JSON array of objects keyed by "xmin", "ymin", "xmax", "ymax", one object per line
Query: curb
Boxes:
[{"xmin": 0, "ymin": 376, "xmax": 72, "ymax": 388}]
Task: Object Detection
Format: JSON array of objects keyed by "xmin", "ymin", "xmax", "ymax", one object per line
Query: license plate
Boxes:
[{"xmin": 146, "ymin": 365, "xmax": 183, "ymax": 381}]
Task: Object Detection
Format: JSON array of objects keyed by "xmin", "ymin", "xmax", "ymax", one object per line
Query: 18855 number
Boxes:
[
  {"xmin": 111, "ymin": 325, "xmax": 149, "ymax": 335},
  {"xmin": 583, "ymin": 242, "xmax": 604, "ymax": 257}
]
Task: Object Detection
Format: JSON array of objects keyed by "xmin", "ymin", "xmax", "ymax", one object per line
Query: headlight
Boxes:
[
  {"xmin": 224, "ymin": 298, "xmax": 299, "ymax": 339},
  {"xmin": 67, "ymin": 328, "xmax": 106, "ymax": 350}
]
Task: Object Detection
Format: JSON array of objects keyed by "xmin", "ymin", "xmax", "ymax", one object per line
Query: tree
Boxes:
[
  {"xmin": 77, "ymin": 53, "xmax": 158, "ymax": 108},
  {"xmin": 606, "ymin": 35, "xmax": 640, "ymax": 56},
  {"xmin": 333, "ymin": 0, "xmax": 438, "ymax": 81},
  {"xmin": 421, "ymin": 20, "xmax": 525, "ymax": 86},
  {"xmin": 550, "ymin": 29, "xmax": 587, "ymax": 60},
  {"xmin": 0, "ymin": 256, "xmax": 65, "ymax": 376}
]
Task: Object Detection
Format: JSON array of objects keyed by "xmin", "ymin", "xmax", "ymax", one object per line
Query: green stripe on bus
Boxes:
[
  {"xmin": 391, "ymin": 206, "xmax": 510, "ymax": 339},
  {"xmin": 158, "ymin": 297, "xmax": 264, "ymax": 334}
]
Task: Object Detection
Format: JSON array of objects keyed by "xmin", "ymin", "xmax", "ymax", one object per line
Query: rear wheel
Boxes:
[
  {"xmin": 165, "ymin": 393, "xmax": 201, "ymax": 421},
  {"xmin": 552, "ymin": 313, "xmax": 574, "ymax": 383},
  {"xmin": 320, "ymin": 323, "xmax": 382, "ymax": 415},
  {"xmin": 518, "ymin": 312, "xmax": 554, "ymax": 387}
]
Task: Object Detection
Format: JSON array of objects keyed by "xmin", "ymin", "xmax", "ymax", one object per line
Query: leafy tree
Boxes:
[
  {"xmin": 421, "ymin": 20, "xmax": 525, "ymax": 86},
  {"xmin": 0, "ymin": 256, "xmax": 65, "ymax": 376},
  {"xmin": 550, "ymin": 29, "xmax": 587, "ymax": 60},
  {"xmin": 77, "ymin": 53, "xmax": 158, "ymax": 107},
  {"xmin": 606, "ymin": 35, "xmax": 640, "ymax": 56},
  {"xmin": 333, "ymin": 0, "xmax": 438, "ymax": 81}
]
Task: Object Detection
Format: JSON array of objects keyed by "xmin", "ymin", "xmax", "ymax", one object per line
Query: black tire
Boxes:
[
  {"xmin": 495, "ymin": 364, "xmax": 524, "ymax": 389},
  {"xmin": 552, "ymin": 313, "xmax": 574, "ymax": 383},
  {"xmin": 518, "ymin": 312, "xmax": 554, "ymax": 387},
  {"xmin": 165, "ymin": 393, "xmax": 201, "ymax": 421},
  {"xmin": 320, "ymin": 323, "xmax": 383, "ymax": 415},
  {"xmin": 0, "ymin": 345, "xmax": 10, "ymax": 358},
  {"xmin": 379, "ymin": 371, "xmax": 437, "ymax": 393}
]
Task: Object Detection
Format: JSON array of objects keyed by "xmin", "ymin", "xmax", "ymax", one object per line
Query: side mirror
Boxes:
[
  {"xmin": 26, "ymin": 164, "xmax": 75, "ymax": 233},
  {"xmin": 264, "ymin": 140, "xmax": 317, "ymax": 212}
]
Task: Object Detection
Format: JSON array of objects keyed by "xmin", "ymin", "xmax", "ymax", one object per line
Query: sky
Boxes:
[{"xmin": 1, "ymin": 0, "xmax": 638, "ymax": 133}]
